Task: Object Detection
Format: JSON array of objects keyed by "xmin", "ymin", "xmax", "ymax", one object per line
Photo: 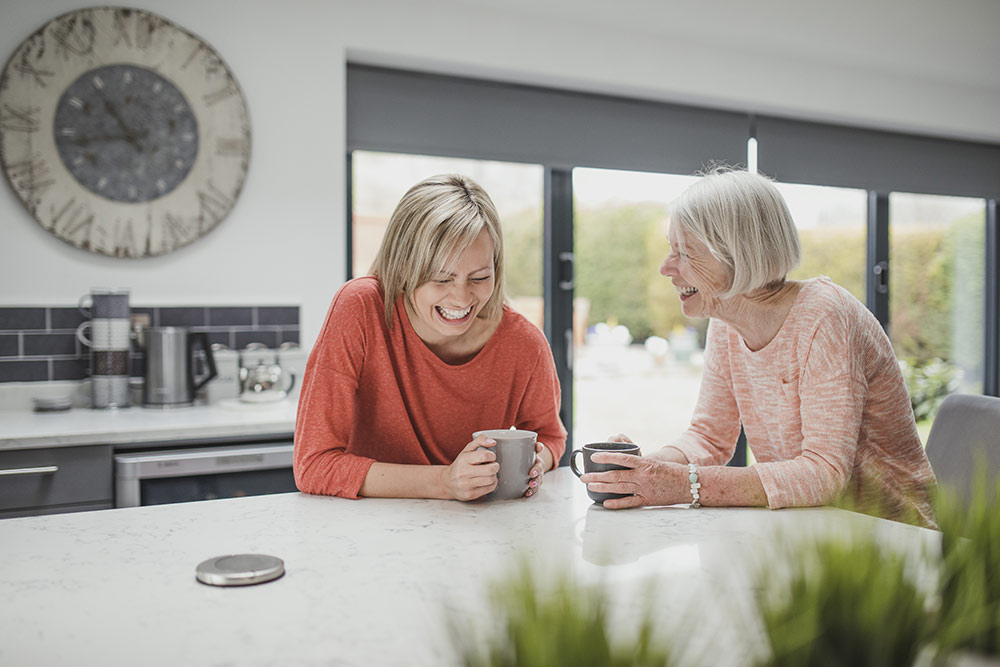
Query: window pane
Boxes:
[
  {"xmin": 351, "ymin": 151, "xmax": 544, "ymax": 324},
  {"xmin": 889, "ymin": 192, "xmax": 986, "ymax": 439},
  {"xmin": 777, "ymin": 182, "xmax": 867, "ymax": 303},
  {"xmin": 572, "ymin": 168, "xmax": 702, "ymax": 450}
]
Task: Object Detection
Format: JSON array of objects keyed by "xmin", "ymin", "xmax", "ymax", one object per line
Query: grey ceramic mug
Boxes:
[
  {"xmin": 474, "ymin": 429, "xmax": 537, "ymax": 500},
  {"xmin": 570, "ymin": 441, "xmax": 641, "ymax": 504},
  {"xmin": 79, "ymin": 289, "xmax": 131, "ymax": 319}
]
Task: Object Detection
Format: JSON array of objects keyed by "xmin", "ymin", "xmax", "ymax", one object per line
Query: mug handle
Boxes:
[
  {"xmin": 75, "ymin": 321, "xmax": 92, "ymax": 347},
  {"xmin": 569, "ymin": 449, "xmax": 585, "ymax": 477},
  {"xmin": 78, "ymin": 294, "xmax": 91, "ymax": 318}
]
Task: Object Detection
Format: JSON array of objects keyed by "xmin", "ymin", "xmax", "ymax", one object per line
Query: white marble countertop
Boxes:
[
  {"xmin": 0, "ymin": 469, "xmax": 939, "ymax": 667},
  {"xmin": 0, "ymin": 400, "xmax": 297, "ymax": 451}
]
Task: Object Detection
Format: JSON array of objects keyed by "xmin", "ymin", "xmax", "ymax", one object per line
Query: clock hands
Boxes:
[
  {"xmin": 101, "ymin": 98, "xmax": 145, "ymax": 153},
  {"xmin": 57, "ymin": 130, "xmax": 151, "ymax": 148}
]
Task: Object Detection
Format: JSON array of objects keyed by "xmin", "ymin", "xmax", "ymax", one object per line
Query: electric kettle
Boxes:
[{"xmin": 139, "ymin": 327, "xmax": 217, "ymax": 408}]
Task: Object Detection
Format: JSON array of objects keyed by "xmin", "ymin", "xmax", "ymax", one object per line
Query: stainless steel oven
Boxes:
[{"xmin": 114, "ymin": 441, "xmax": 295, "ymax": 507}]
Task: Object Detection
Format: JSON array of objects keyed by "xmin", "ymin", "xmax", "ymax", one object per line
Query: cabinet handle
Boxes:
[{"xmin": 0, "ymin": 465, "xmax": 59, "ymax": 476}]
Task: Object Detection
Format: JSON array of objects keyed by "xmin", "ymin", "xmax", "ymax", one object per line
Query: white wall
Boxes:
[{"xmin": 2, "ymin": 0, "xmax": 998, "ymax": 346}]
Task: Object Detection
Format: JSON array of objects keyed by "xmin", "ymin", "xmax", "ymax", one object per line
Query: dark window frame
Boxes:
[{"xmin": 346, "ymin": 64, "xmax": 1000, "ymax": 460}]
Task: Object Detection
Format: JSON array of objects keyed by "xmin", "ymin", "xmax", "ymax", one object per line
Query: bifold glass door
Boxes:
[
  {"xmin": 570, "ymin": 168, "xmax": 701, "ymax": 450},
  {"xmin": 889, "ymin": 192, "xmax": 986, "ymax": 441}
]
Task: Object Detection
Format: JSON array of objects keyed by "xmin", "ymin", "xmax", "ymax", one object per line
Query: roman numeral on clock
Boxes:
[
  {"xmin": 0, "ymin": 104, "xmax": 40, "ymax": 132},
  {"xmin": 11, "ymin": 58, "xmax": 55, "ymax": 88},
  {"xmin": 50, "ymin": 198, "xmax": 95, "ymax": 245},
  {"xmin": 6, "ymin": 155, "xmax": 55, "ymax": 204},
  {"xmin": 51, "ymin": 14, "xmax": 97, "ymax": 56},
  {"xmin": 216, "ymin": 137, "xmax": 248, "ymax": 157},
  {"xmin": 162, "ymin": 213, "xmax": 193, "ymax": 250},
  {"xmin": 203, "ymin": 82, "xmax": 239, "ymax": 107},
  {"xmin": 197, "ymin": 181, "xmax": 233, "ymax": 229}
]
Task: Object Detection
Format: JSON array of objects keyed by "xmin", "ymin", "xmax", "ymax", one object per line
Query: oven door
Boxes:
[{"xmin": 114, "ymin": 442, "xmax": 295, "ymax": 508}]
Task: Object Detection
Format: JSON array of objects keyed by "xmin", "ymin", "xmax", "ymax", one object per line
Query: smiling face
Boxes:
[
  {"xmin": 659, "ymin": 223, "xmax": 732, "ymax": 319},
  {"xmin": 406, "ymin": 229, "xmax": 496, "ymax": 346}
]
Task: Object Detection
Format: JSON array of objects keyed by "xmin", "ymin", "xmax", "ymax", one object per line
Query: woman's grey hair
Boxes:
[
  {"xmin": 369, "ymin": 174, "xmax": 506, "ymax": 328},
  {"xmin": 669, "ymin": 167, "xmax": 801, "ymax": 298}
]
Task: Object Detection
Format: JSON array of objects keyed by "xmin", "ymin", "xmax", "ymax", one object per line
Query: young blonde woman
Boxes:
[
  {"xmin": 581, "ymin": 168, "xmax": 936, "ymax": 527},
  {"xmin": 294, "ymin": 174, "xmax": 566, "ymax": 501}
]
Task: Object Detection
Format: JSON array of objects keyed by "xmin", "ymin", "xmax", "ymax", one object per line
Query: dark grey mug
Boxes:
[
  {"xmin": 570, "ymin": 441, "xmax": 641, "ymax": 504},
  {"xmin": 474, "ymin": 429, "xmax": 537, "ymax": 500}
]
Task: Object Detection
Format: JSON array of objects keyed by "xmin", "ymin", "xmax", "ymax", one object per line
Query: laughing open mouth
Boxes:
[{"xmin": 437, "ymin": 305, "xmax": 472, "ymax": 320}]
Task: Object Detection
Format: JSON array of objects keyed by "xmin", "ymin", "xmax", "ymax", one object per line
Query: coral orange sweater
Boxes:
[
  {"xmin": 672, "ymin": 278, "xmax": 936, "ymax": 527},
  {"xmin": 294, "ymin": 277, "xmax": 567, "ymax": 499}
]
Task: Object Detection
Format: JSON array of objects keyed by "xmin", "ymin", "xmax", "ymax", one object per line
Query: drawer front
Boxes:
[{"xmin": 0, "ymin": 446, "xmax": 113, "ymax": 512}]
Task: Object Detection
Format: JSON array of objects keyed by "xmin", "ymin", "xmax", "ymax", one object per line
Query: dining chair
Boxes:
[{"xmin": 924, "ymin": 393, "xmax": 1000, "ymax": 501}]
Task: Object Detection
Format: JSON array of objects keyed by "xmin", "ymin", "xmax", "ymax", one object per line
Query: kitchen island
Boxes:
[{"xmin": 0, "ymin": 469, "xmax": 939, "ymax": 666}]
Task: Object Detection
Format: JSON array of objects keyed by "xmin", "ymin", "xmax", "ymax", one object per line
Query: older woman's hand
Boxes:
[{"xmin": 579, "ymin": 453, "xmax": 689, "ymax": 509}]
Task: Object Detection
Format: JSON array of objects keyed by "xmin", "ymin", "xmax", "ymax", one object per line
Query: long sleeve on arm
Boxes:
[
  {"xmin": 698, "ymin": 278, "xmax": 936, "ymax": 525},
  {"xmin": 752, "ymin": 373, "xmax": 866, "ymax": 509},
  {"xmin": 671, "ymin": 321, "xmax": 743, "ymax": 465},
  {"xmin": 293, "ymin": 285, "xmax": 376, "ymax": 498},
  {"xmin": 513, "ymin": 339, "xmax": 567, "ymax": 466}
]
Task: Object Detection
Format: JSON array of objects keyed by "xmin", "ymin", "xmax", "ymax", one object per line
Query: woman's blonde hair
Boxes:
[
  {"xmin": 369, "ymin": 174, "xmax": 506, "ymax": 327},
  {"xmin": 669, "ymin": 167, "xmax": 801, "ymax": 298}
]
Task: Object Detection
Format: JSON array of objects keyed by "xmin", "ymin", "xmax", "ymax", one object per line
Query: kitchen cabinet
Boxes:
[
  {"xmin": 0, "ymin": 445, "xmax": 113, "ymax": 518},
  {"xmin": 1, "ymin": 402, "xmax": 297, "ymax": 517}
]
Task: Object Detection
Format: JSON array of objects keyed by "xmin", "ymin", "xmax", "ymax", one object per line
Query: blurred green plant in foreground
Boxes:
[
  {"xmin": 451, "ymin": 561, "xmax": 675, "ymax": 667},
  {"xmin": 753, "ymin": 537, "xmax": 933, "ymax": 667},
  {"xmin": 451, "ymin": 472, "xmax": 1000, "ymax": 667},
  {"xmin": 933, "ymin": 469, "xmax": 1000, "ymax": 662}
]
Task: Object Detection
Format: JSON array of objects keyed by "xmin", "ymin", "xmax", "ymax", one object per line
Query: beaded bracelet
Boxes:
[{"xmin": 688, "ymin": 463, "xmax": 702, "ymax": 508}]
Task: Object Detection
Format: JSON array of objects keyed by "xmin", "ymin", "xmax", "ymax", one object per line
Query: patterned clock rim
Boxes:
[{"xmin": 0, "ymin": 6, "xmax": 253, "ymax": 258}]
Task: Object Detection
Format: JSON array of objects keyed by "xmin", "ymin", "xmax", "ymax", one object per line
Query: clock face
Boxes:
[
  {"xmin": 0, "ymin": 7, "xmax": 251, "ymax": 257},
  {"xmin": 54, "ymin": 64, "xmax": 199, "ymax": 203}
]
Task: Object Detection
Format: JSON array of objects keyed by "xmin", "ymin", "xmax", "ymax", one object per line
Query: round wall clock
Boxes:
[{"xmin": 0, "ymin": 7, "xmax": 251, "ymax": 257}]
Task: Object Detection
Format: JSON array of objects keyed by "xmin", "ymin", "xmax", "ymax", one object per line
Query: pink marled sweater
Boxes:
[{"xmin": 672, "ymin": 278, "xmax": 936, "ymax": 527}]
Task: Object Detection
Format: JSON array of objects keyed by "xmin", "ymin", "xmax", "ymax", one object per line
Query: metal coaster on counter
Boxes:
[{"xmin": 195, "ymin": 554, "xmax": 285, "ymax": 587}]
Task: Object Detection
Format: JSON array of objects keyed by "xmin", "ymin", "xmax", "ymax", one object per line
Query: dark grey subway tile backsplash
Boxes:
[
  {"xmin": 1, "ymin": 359, "xmax": 48, "ymax": 382},
  {"xmin": 207, "ymin": 307, "xmax": 253, "ymax": 327},
  {"xmin": 0, "ymin": 308, "xmax": 46, "ymax": 330},
  {"xmin": 0, "ymin": 304, "xmax": 300, "ymax": 383},
  {"xmin": 49, "ymin": 308, "xmax": 87, "ymax": 330},
  {"xmin": 0, "ymin": 334, "xmax": 18, "ymax": 357},
  {"xmin": 158, "ymin": 307, "xmax": 208, "ymax": 328},
  {"xmin": 23, "ymin": 333, "xmax": 78, "ymax": 357},
  {"xmin": 258, "ymin": 307, "xmax": 300, "ymax": 326}
]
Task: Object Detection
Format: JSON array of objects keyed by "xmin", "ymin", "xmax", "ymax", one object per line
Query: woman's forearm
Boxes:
[
  {"xmin": 648, "ymin": 446, "xmax": 689, "ymax": 464},
  {"xmin": 359, "ymin": 462, "xmax": 451, "ymax": 499},
  {"xmin": 697, "ymin": 465, "xmax": 768, "ymax": 507},
  {"xmin": 538, "ymin": 443, "xmax": 556, "ymax": 471}
]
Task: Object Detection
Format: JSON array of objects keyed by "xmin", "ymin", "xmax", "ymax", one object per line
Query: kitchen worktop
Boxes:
[
  {"xmin": 0, "ymin": 400, "xmax": 297, "ymax": 451},
  {"xmin": 0, "ymin": 469, "xmax": 939, "ymax": 667}
]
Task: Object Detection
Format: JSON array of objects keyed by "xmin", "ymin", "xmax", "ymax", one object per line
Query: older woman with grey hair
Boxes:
[
  {"xmin": 580, "ymin": 168, "xmax": 936, "ymax": 526},
  {"xmin": 295, "ymin": 174, "xmax": 566, "ymax": 501}
]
